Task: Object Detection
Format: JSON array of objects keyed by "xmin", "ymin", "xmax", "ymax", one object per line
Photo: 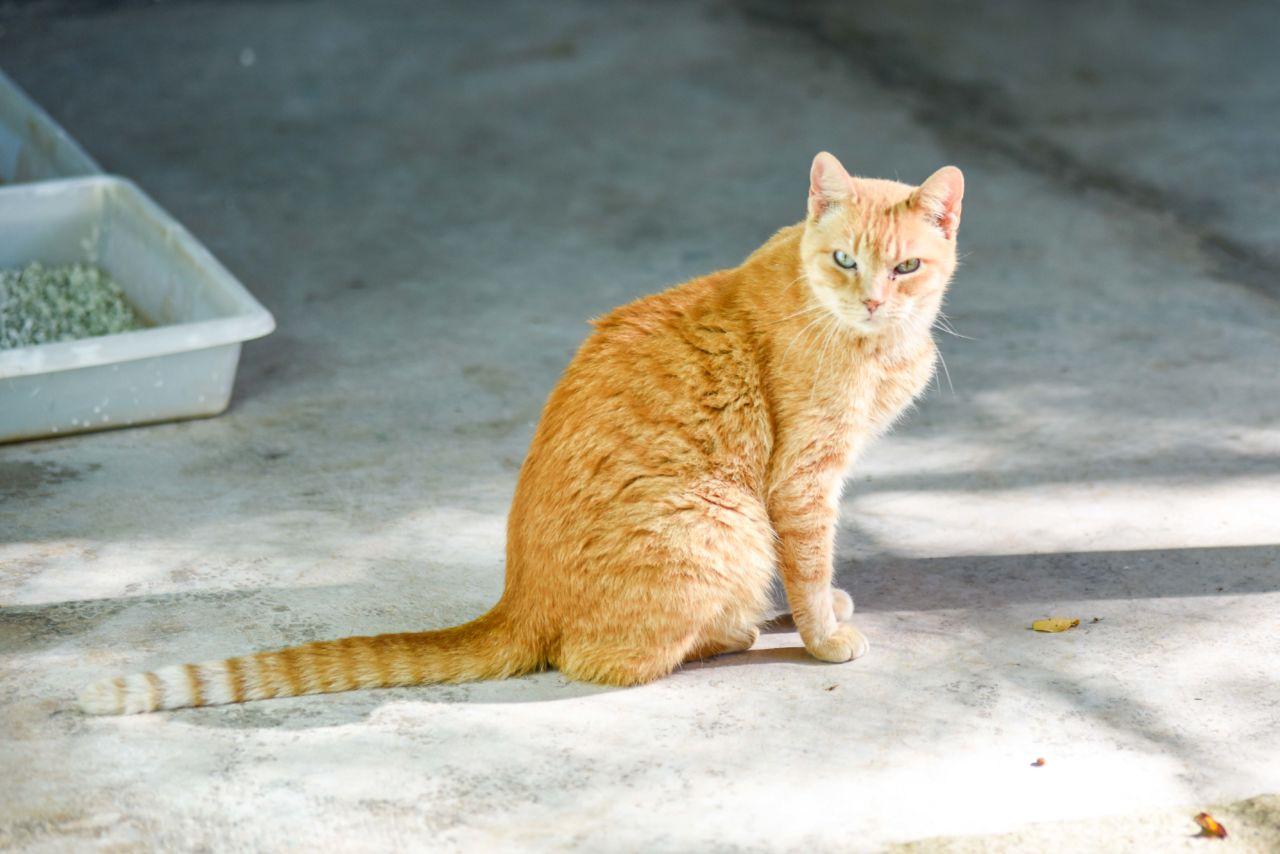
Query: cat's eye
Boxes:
[
  {"xmin": 833, "ymin": 250, "xmax": 857, "ymax": 270},
  {"xmin": 894, "ymin": 258, "xmax": 921, "ymax": 275}
]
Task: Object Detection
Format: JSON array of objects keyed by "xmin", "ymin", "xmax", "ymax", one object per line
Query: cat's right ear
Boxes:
[
  {"xmin": 809, "ymin": 151, "xmax": 851, "ymax": 220},
  {"xmin": 914, "ymin": 166, "xmax": 965, "ymax": 239}
]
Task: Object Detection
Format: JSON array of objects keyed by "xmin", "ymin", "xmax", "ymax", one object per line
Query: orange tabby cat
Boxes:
[{"xmin": 80, "ymin": 152, "xmax": 963, "ymax": 714}]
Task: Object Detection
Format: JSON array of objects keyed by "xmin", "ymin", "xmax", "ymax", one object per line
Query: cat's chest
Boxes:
[
  {"xmin": 816, "ymin": 343, "xmax": 937, "ymax": 457},
  {"xmin": 824, "ymin": 330, "xmax": 922, "ymax": 398},
  {"xmin": 765, "ymin": 336, "xmax": 936, "ymax": 484},
  {"xmin": 854, "ymin": 346, "xmax": 935, "ymax": 425}
]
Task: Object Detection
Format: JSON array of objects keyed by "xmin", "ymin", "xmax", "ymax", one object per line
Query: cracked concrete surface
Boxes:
[{"xmin": 2, "ymin": 1, "xmax": 1279, "ymax": 850}]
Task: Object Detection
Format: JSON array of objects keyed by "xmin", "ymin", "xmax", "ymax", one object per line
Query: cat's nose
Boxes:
[{"xmin": 863, "ymin": 298, "xmax": 883, "ymax": 315}]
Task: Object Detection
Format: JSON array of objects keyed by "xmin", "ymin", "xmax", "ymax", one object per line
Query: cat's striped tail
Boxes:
[{"xmin": 77, "ymin": 609, "xmax": 538, "ymax": 715}]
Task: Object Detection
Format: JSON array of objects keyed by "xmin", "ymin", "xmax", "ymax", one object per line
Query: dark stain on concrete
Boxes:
[
  {"xmin": 0, "ymin": 599, "xmax": 129, "ymax": 653},
  {"xmin": 1, "ymin": 588, "xmax": 267, "ymax": 654},
  {"xmin": 453, "ymin": 416, "xmax": 525, "ymax": 439},
  {"xmin": 737, "ymin": 0, "xmax": 1280, "ymax": 300},
  {"xmin": 0, "ymin": 461, "xmax": 99, "ymax": 501},
  {"xmin": 462, "ymin": 364, "xmax": 517, "ymax": 396},
  {"xmin": 452, "ymin": 37, "xmax": 578, "ymax": 74}
]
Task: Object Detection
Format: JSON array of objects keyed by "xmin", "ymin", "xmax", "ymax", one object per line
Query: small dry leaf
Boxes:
[
  {"xmin": 1195, "ymin": 812, "xmax": 1228, "ymax": 839},
  {"xmin": 1032, "ymin": 617, "xmax": 1080, "ymax": 633},
  {"xmin": 1031, "ymin": 757, "xmax": 1045, "ymax": 767}
]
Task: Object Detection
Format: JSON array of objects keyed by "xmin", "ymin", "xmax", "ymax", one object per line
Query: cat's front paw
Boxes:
[
  {"xmin": 832, "ymin": 587, "xmax": 855, "ymax": 621},
  {"xmin": 807, "ymin": 623, "xmax": 870, "ymax": 663}
]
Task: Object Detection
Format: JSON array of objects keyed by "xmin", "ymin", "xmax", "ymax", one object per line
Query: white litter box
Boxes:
[
  {"xmin": 0, "ymin": 177, "xmax": 275, "ymax": 443},
  {"xmin": 0, "ymin": 68, "xmax": 99, "ymax": 183}
]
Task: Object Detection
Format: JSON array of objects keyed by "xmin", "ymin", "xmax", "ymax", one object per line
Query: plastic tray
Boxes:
[
  {"xmin": 0, "ymin": 68, "xmax": 100, "ymax": 184},
  {"xmin": 0, "ymin": 176, "xmax": 275, "ymax": 443}
]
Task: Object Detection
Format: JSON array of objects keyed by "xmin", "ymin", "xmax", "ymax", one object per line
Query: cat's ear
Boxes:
[
  {"xmin": 808, "ymin": 151, "xmax": 852, "ymax": 219},
  {"xmin": 914, "ymin": 166, "xmax": 964, "ymax": 239}
]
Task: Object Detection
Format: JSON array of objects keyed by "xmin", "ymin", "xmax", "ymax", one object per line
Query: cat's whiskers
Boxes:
[
  {"xmin": 932, "ymin": 320, "xmax": 971, "ymax": 340},
  {"xmin": 932, "ymin": 311, "xmax": 974, "ymax": 340},
  {"xmin": 934, "ymin": 341, "xmax": 955, "ymax": 395}
]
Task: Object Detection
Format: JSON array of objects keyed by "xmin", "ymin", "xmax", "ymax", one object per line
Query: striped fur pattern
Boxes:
[
  {"xmin": 80, "ymin": 615, "xmax": 531, "ymax": 714},
  {"xmin": 79, "ymin": 152, "xmax": 963, "ymax": 714}
]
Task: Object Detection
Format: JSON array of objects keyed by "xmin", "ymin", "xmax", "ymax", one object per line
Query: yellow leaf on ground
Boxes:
[
  {"xmin": 1031, "ymin": 617, "xmax": 1080, "ymax": 633},
  {"xmin": 1195, "ymin": 812, "xmax": 1228, "ymax": 839}
]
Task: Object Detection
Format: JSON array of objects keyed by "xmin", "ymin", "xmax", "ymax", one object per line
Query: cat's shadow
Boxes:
[
  {"xmin": 182, "ymin": 672, "xmax": 615, "ymax": 731},
  {"xmin": 680, "ymin": 614, "xmax": 828, "ymax": 672}
]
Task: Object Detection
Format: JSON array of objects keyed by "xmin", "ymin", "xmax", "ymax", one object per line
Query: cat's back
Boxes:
[
  {"xmin": 554, "ymin": 268, "xmax": 745, "ymax": 402},
  {"xmin": 574, "ymin": 223, "xmax": 802, "ymax": 373},
  {"xmin": 587, "ymin": 269, "xmax": 732, "ymax": 347},
  {"xmin": 518, "ymin": 266, "xmax": 767, "ymax": 491}
]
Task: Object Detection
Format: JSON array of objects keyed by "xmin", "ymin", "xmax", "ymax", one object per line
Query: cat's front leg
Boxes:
[{"xmin": 770, "ymin": 482, "xmax": 869, "ymax": 664}]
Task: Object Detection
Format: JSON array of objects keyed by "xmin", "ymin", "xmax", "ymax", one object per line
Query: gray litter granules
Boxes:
[{"xmin": 0, "ymin": 262, "xmax": 147, "ymax": 350}]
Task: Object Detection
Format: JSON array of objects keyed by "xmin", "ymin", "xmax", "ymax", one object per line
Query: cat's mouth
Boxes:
[
  {"xmin": 837, "ymin": 306, "xmax": 893, "ymax": 335},
  {"xmin": 870, "ymin": 310, "xmax": 901, "ymax": 330}
]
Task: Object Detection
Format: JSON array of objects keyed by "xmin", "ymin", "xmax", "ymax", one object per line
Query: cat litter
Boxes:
[{"xmin": 0, "ymin": 261, "xmax": 148, "ymax": 350}]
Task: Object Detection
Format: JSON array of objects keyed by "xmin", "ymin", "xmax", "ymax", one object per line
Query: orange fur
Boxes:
[{"xmin": 79, "ymin": 152, "xmax": 963, "ymax": 714}]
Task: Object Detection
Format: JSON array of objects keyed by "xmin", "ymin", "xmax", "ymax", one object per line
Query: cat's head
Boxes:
[{"xmin": 799, "ymin": 151, "xmax": 963, "ymax": 335}]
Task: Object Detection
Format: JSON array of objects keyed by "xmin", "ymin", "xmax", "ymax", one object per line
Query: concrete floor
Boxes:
[{"xmin": 3, "ymin": 0, "xmax": 1279, "ymax": 850}]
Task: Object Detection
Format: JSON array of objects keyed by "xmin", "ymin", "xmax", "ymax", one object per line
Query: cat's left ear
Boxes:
[{"xmin": 914, "ymin": 166, "xmax": 964, "ymax": 239}]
